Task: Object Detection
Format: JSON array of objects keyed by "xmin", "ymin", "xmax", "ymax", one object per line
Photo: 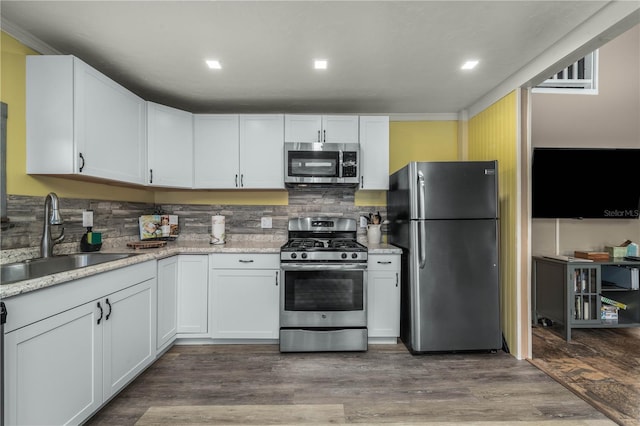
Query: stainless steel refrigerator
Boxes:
[{"xmin": 387, "ymin": 161, "xmax": 501, "ymax": 353}]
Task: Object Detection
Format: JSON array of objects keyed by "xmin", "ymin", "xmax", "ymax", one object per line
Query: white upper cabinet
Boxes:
[
  {"xmin": 358, "ymin": 116, "xmax": 389, "ymax": 190},
  {"xmin": 284, "ymin": 114, "xmax": 359, "ymax": 144},
  {"xmin": 26, "ymin": 55, "xmax": 146, "ymax": 185},
  {"xmin": 239, "ymin": 114, "xmax": 285, "ymax": 189},
  {"xmin": 193, "ymin": 114, "xmax": 240, "ymax": 189},
  {"xmin": 194, "ymin": 114, "xmax": 284, "ymax": 189},
  {"xmin": 147, "ymin": 102, "xmax": 194, "ymax": 188}
]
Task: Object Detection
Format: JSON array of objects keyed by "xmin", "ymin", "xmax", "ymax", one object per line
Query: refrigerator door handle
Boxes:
[
  {"xmin": 417, "ymin": 170, "xmax": 426, "ymax": 219},
  {"xmin": 419, "ymin": 220, "xmax": 427, "ymax": 269}
]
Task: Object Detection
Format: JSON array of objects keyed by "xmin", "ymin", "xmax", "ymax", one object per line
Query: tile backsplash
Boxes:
[{"xmin": 1, "ymin": 188, "xmax": 386, "ymax": 253}]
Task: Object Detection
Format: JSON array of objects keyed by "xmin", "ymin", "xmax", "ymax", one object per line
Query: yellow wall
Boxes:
[
  {"xmin": 389, "ymin": 121, "xmax": 458, "ymax": 173},
  {"xmin": 1, "ymin": 32, "xmax": 154, "ymax": 203},
  {"xmin": 468, "ymin": 91, "xmax": 519, "ymax": 355}
]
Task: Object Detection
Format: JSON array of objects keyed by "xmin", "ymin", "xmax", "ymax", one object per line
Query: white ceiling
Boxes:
[{"xmin": 0, "ymin": 1, "xmax": 634, "ymax": 114}]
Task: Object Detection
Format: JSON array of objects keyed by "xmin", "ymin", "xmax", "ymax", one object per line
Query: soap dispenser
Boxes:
[{"xmin": 80, "ymin": 210, "xmax": 102, "ymax": 252}]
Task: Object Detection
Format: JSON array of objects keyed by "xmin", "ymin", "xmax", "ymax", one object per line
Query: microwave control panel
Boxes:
[{"xmin": 342, "ymin": 151, "xmax": 358, "ymax": 177}]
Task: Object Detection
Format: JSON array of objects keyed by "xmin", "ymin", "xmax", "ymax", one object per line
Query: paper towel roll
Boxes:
[{"xmin": 211, "ymin": 215, "xmax": 226, "ymax": 245}]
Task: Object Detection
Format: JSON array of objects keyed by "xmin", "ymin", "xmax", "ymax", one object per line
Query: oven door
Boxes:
[{"xmin": 280, "ymin": 263, "xmax": 367, "ymax": 328}]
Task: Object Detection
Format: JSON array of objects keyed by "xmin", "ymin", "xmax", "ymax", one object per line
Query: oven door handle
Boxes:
[{"xmin": 280, "ymin": 263, "xmax": 367, "ymax": 271}]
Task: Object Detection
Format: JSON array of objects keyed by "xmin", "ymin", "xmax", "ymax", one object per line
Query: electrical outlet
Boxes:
[
  {"xmin": 82, "ymin": 210, "xmax": 94, "ymax": 227},
  {"xmin": 360, "ymin": 216, "xmax": 367, "ymax": 228},
  {"xmin": 261, "ymin": 217, "xmax": 272, "ymax": 229}
]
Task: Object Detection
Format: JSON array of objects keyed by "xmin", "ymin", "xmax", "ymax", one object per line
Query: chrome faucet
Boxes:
[{"xmin": 41, "ymin": 192, "xmax": 64, "ymax": 258}]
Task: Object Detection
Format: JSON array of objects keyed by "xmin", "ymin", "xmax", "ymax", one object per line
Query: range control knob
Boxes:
[
  {"xmin": 290, "ymin": 253, "xmax": 297, "ymax": 259},
  {"xmin": 351, "ymin": 253, "xmax": 358, "ymax": 259},
  {"xmin": 341, "ymin": 253, "xmax": 348, "ymax": 259},
  {"xmin": 301, "ymin": 253, "xmax": 308, "ymax": 259}
]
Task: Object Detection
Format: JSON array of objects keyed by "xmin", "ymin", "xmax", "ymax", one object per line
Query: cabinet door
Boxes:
[
  {"xmin": 177, "ymin": 255, "xmax": 209, "ymax": 334},
  {"xmin": 4, "ymin": 301, "xmax": 102, "ymax": 426},
  {"xmin": 322, "ymin": 115, "xmax": 359, "ymax": 144},
  {"xmin": 26, "ymin": 55, "xmax": 76, "ymax": 175},
  {"xmin": 569, "ymin": 266, "xmax": 600, "ymax": 324},
  {"xmin": 102, "ymin": 279, "xmax": 156, "ymax": 399},
  {"xmin": 193, "ymin": 114, "xmax": 240, "ymax": 188},
  {"xmin": 367, "ymin": 255, "xmax": 401, "ymax": 338},
  {"xmin": 239, "ymin": 114, "xmax": 284, "ymax": 189},
  {"xmin": 147, "ymin": 102, "xmax": 194, "ymax": 188},
  {"xmin": 157, "ymin": 257, "xmax": 178, "ymax": 350},
  {"xmin": 359, "ymin": 116, "xmax": 389, "ymax": 190},
  {"xmin": 27, "ymin": 55, "xmax": 146, "ymax": 184},
  {"xmin": 284, "ymin": 114, "xmax": 322, "ymax": 143},
  {"xmin": 211, "ymin": 268, "xmax": 279, "ymax": 339},
  {"xmin": 75, "ymin": 57, "xmax": 146, "ymax": 184}
]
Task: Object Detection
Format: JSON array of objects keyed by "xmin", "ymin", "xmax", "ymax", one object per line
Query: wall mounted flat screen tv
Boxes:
[{"xmin": 532, "ymin": 148, "xmax": 640, "ymax": 219}]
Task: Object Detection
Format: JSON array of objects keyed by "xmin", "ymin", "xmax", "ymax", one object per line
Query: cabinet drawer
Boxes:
[
  {"xmin": 368, "ymin": 255, "xmax": 400, "ymax": 271},
  {"xmin": 210, "ymin": 253, "xmax": 279, "ymax": 269}
]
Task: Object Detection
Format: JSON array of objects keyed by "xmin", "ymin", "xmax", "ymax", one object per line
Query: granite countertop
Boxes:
[{"xmin": 1, "ymin": 239, "xmax": 401, "ymax": 299}]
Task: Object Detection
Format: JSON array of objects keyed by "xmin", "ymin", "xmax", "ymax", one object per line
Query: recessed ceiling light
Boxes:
[
  {"xmin": 314, "ymin": 59, "xmax": 328, "ymax": 70},
  {"xmin": 461, "ymin": 60, "xmax": 479, "ymax": 70},
  {"xmin": 206, "ymin": 60, "xmax": 222, "ymax": 69}
]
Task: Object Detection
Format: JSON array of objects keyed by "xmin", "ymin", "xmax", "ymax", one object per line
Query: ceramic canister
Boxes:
[{"xmin": 367, "ymin": 224, "xmax": 382, "ymax": 244}]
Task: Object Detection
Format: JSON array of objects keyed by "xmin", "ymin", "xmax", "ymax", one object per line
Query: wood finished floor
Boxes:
[
  {"xmin": 86, "ymin": 342, "xmax": 614, "ymax": 425},
  {"xmin": 530, "ymin": 326, "xmax": 640, "ymax": 426}
]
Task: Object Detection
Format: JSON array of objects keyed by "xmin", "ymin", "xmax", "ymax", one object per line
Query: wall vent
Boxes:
[{"xmin": 533, "ymin": 50, "xmax": 598, "ymax": 95}]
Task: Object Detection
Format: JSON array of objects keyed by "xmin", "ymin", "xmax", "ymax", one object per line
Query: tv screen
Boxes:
[{"xmin": 532, "ymin": 148, "xmax": 640, "ymax": 219}]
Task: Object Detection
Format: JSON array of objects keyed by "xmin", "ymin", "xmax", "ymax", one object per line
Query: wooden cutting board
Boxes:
[{"xmin": 127, "ymin": 240, "xmax": 167, "ymax": 250}]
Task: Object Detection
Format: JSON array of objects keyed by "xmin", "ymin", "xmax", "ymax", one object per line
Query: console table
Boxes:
[{"xmin": 532, "ymin": 256, "xmax": 640, "ymax": 341}]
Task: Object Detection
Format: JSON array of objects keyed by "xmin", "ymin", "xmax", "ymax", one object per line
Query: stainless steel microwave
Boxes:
[{"xmin": 284, "ymin": 142, "xmax": 360, "ymax": 186}]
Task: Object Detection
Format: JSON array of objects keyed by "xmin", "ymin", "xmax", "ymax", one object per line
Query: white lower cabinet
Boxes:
[
  {"xmin": 3, "ymin": 262, "xmax": 156, "ymax": 426},
  {"xmin": 5, "ymin": 299, "xmax": 102, "ymax": 425},
  {"xmin": 177, "ymin": 255, "xmax": 209, "ymax": 335},
  {"xmin": 367, "ymin": 254, "xmax": 401, "ymax": 342},
  {"xmin": 156, "ymin": 256, "xmax": 179, "ymax": 352},
  {"xmin": 102, "ymin": 281, "xmax": 156, "ymax": 398},
  {"xmin": 210, "ymin": 253, "xmax": 280, "ymax": 339}
]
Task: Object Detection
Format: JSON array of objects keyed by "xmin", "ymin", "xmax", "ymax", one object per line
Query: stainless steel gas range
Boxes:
[{"xmin": 279, "ymin": 217, "xmax": 368, "ymax": 352}]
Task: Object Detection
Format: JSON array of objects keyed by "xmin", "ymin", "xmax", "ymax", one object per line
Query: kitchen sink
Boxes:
[{"xmin": 1, "ymin": 253, "xmax": 140, "ymax": 285}]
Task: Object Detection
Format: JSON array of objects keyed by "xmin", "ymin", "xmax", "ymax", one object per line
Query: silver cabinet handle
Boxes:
[
  {"xmin": 317, "ymin": 130, "xmax": 321, "ymax": 143},
  {"xmin": 395, "ymin": 272, "xmax": 399, "ymax": 287},
  {"xmin": 377, "ymin": 261, "xmax": 392, "ymax": 264},
  {"xmin": 235, "ymin": 174, "xmax": 238, "ymax": 187},
  {"xmin": 79, "ymin": 153, "xmax": 85, "ymax": 173},
  {"xmin": 275, "ymin": 271, "xmax": 278, "ymax": 286},
  {"xmin": 240, "ymin": 174, "xmax": 244, "ymax": 187},
  {"xmin": 238, "ymin": 259, "xmax": 254, "ymax": 263}
]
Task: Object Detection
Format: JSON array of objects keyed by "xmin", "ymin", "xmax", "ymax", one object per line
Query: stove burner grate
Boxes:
[{"xmin": 286, "ymin": 239, "xmax": 326, "ymax": 249}]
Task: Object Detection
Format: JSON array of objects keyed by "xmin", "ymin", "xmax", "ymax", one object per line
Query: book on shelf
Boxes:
[{"xmin": 600, "ymin": 295, "xmax": 627, "ymax": 310}]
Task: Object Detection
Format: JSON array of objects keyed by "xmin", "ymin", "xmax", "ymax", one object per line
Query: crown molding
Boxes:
[
  {"xmin": 389, "ymin": 113, "xmax": 458, "ymax": 122},
  {"xmin": 1, "ymin": 18, "xmax": 61, "ymax": 55}
]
